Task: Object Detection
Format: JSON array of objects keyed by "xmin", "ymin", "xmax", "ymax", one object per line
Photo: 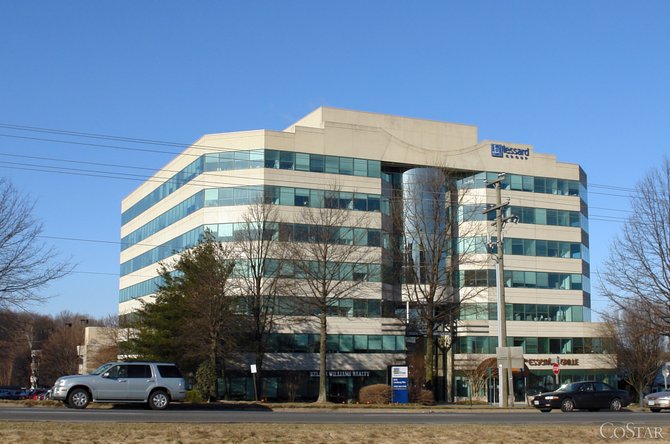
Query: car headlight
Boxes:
[
  {"xmin": 545, "ymin": 396, "xmax": 559, "ymax": 400},
  {"xmin": 55, "ymin": 379, "xmax": 65, "ymax": 387}
]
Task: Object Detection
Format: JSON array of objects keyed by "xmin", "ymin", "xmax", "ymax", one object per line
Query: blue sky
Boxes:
[{"xmin": 0, "ymin": 1, "xmax": 668, "ymax": 318}]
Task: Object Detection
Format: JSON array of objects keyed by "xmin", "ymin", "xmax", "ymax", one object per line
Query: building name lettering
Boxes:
[
  {"xmin": 309, "ymin": 371, "xmax": 370, "ymax": 378},
  {"xmin": 491, "ymin": 143, "xmax": 530, "ymax": 160},
  {"xmin": 525, "ymin": 358, "xmax": 579, "ymax": 366}
]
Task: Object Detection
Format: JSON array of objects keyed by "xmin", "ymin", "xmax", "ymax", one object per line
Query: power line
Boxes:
[
  {"xmin": 0, "ymin": 122, "xmax": 665, "ymax": 202},
  {"xmin": 0, "ymin": 153, "xmax": 652, "ymax": 217}
]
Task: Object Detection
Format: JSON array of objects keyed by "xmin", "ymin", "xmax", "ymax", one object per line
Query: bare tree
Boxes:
[
  {"xmin": 286, "ymin": 190, "xmax": 374, "ymax": 403},
  {"xmin": 233, "ymin": 199, "xmax": 287, "ymax": 397},
  {"xmin": 39, "ymin": 312, "xmax": 88, "ymax": 385},
  {"xmin": 0, "ymin": 310, "xmax": 55, "ymax": 386},
  {"xmin": 394, "ymin": 167, "xmax": 486, "ymax": 398},
  {"xmin": 600, "ymin": 157, "xmax": 670, "ymax": 335},
  {"xmin": 600, "ymin": 301, "xmax": 668, "ymax": 406},
  {"xmin": 0, "ymin": 178, "xmax": 72, "ymax": 309},
  {"xmin": 459, "ymin": 357, "xmax": 490, "ymax": 405}
]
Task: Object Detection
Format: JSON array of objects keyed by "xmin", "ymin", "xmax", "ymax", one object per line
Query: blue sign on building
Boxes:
[
  {"xmin": 491, "ymin": 143, "xmax": 530, "ymax": 160},
  {"xmin": 391, "ymin": 365, "xmax": 409, "ymax": 404}
]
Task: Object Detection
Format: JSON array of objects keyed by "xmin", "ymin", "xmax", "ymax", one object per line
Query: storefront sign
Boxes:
[
  {"xmin": 309, "ymin": 370, "xmax": 370, "ymax": 378},
  {"xmin": 525, "ymin": 358, "xmax": 579, "ymax": 366},
  {"xmin": 491, "ymin": 143, "xmax": 530, "ymax": 160}
]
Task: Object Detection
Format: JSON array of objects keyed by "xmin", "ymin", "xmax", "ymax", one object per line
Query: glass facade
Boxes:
[
  {"xmin": 267, "ymin": 333, "xmax": 405, "ymax": 353},
  {"xmin": 455, "ymin": 236, "xmax": 589, "ymax": 263},
  {"xmin": 456, "ymin": 171, "xmax": 584, "ymax": 199},
  {"xmin": 121, "ymin": 186, "xmax": 389, "ymax": 251},
  {"xmin": 122, "ymin": 149, "xmax": 383, "ymax": 226},
  {"xmin": 119, "ymin": 276, "xmax": 165, "ymax": 302},
  {"xmin": 454, "ymin": 336, "xmax": 605, "ymax": 354},
  {"xmin": 271, "ymin": 296, "xmax": 383, "ymax": 318},
  {"xmin": 120, "ymin": 260, "xmax": 382, "ymax": 301},
  {"xmin": 458, "ymin": 204, "xmax": 585, "ymax": 230},
  {"xmin": 458, "ymin": 269, "xmax": 588, "ymax": 291},
  {"xmin": 459, "ymin": 303, "xmax": 591, "ymax": 322},
  {"xmin": 121, "ymin": 223, "xmax": 387, "ymax": 276}
]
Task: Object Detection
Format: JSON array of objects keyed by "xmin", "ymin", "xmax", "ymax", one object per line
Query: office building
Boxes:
[{"xmin": 119, "ymin": 107, "xmax": 613, "ymax": 401}]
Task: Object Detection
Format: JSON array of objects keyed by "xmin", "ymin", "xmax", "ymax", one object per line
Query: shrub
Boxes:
[
  {"xmin": 184, "ymin": 390, "xmax": 203, "ymax": 404},
  {"xmin": 410, "ymin": 387, "xmax": 435, "ymax": 406},
  {"xmin": 195, "ymin": 361, "xmax": 217, "ymax": 401},
  {"xmin": 358, "ymin": 384, "xmax": 391, "ymax": 404}
]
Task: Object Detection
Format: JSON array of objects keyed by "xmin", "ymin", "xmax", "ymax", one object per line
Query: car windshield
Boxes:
[
  {"xmin": 90, "ymin": 363, "xmax": 115, "ymax": 375},
  {"xmin": 555, "ymin": 383, "xmax": 581, "ymax": 392}
]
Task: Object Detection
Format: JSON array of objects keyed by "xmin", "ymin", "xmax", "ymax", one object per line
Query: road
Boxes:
[{"xmin": 1, "ymin": 407, "xmax": 669, "ymax": 425}]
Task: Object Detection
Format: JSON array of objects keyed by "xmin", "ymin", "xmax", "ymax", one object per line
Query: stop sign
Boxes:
[{"xmin": 552, "ymin": 363, "xmax": 560, "ymax": 375}]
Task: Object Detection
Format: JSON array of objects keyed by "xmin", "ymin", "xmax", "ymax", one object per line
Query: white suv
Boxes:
[{"xmin": 52, "ymin": 361, "xmax": 187, "ymax": 410}]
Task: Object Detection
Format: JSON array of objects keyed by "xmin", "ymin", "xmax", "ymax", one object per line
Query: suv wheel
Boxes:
[
  {"xmin": 68, "ymin": 388, "xmax": 91, "ymax": 409},
  {"xmin": 149, "ymin": 390, "xmax": 170, "ymax": 410}
]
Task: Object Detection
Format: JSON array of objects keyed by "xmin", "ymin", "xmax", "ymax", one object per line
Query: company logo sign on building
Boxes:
[{"xmin": 491, "ymin": 144, "xmax": 530, "ymax": 160}]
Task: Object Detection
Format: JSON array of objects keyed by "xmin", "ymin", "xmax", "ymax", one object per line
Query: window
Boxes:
[
  {"xmin": 367, "ymin": 160, "xmax": 381, "ymax": 177},
  {"xmin": 295, "ymin": 153, "xmax": 310, "ymax": 171},
  {"xmin": 220, "ymin": 152, "xmax": 235, "ymax": 170},
  {"xmin": 265, "ymin": 150, "xmax": 279, "ymax": 169},
  {"xmin": 204, "ymin": 153, "xmax": 219, "ymax": 171},
  {"xmin": 354, "ymin": 335, "xmax": 367, "ymax": 352},
  {"xmin": 106, "ymin": 365, "xmax": 127, "ymax": 378},
  {"xmin": 368, "ymin": 335, "xmax": 382, "ymax": 352},
  {"xmin": 294, "ymin": 334, "xmax": 309, "ymax": 352},
  {"xmin": 383, "ymin": 336, "xmax": 396, "ymax": 351},
  {"xmin": 353, "ymin": 299, "xmax": 367, "ymax": 317},
  {"xmin": 327, "ymin": 334, "xmax": 339, "ymax": 352},
  {"xmin": 353, "ymin": 159, "xmax": 367, "ymax": 177},
  {"xmin": 353, "ymin": 194, "xmax": 367, "ymax": 211},
  {"xmin": 310, "ymin": 154, "xmax": 325, "ymax": 173},
  {"xmin": 368, "ymin": 300, "xmax": 381, "ymax": 317},
  {"xmin": 294, "ymin": 224, "xmax": 309, "ymax": 242},
  {"xmin": 310, "ymin": 189, "xmax": 324, "ymax": 208},
  {"xmin": 561, "ymin": 338, "xmax": 573, "ymax": 353},
  {"xmin": 594, "ymin": 382, "xmax": 610, "ymax": 392},
  {"xmin": 325, "ymin": 156, "xmax": 339, "ymax": 174},
  {"xmin": 339, "ymin": 192, "xmax": 353, "ymax": 210},
  {"xmin": 279, "ymin": 151, "xmax": 294, "ymax": 170},
  {"xmin": 234, "ymin": 150, "xmax": 250, "ymax": 170},
  {"xmin": 127, "ymin": 364, "xmax": 152, "ymax": 378},
  {"xmin": 340, "ymin": 157, "xmax": 354, "ymax": 175},
  {"xmin": 295, "ymin": 189, "xmax": 310, "ymax": 207},
  {"xmin": 249, "ymin": 150, "xmax": 264, "ymax": 168},
  {"xmin": 339, "ymin": 299, "xmax": 353, "ymax": 317},
  {"xmin": 340, "ymin": 335, "xmax": 353, "ymax": 352},
  {"xmin": 367, "ymin": 195, "xmax": 380, "ymax": 212}
]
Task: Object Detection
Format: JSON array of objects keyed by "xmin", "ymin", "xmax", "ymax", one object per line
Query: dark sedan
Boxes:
[{"xmin": 532, "ymin": 381, "xmax": 630, "ymax": 412}]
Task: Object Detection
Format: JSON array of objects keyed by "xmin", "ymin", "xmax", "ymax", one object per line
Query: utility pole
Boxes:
[{"xmin": 484, "ymin": 174, "xmax": 517, "ymax": 408}]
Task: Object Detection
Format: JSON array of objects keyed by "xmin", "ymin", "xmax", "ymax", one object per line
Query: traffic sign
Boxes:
[{"xmin": 552, "ymin": 363, "xmax": 560, "ymax": 375}]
